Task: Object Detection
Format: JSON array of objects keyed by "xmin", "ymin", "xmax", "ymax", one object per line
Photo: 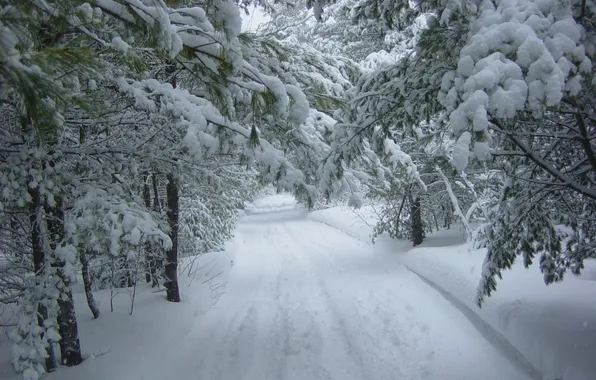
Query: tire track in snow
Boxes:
[
  {"xmin": 207, "ymin": 290, "xmax": 263, "ymax": 378},
  {"xmin": 241, "ymin": 223, "xmax": 290, "ymax": 380},
  {"xmin": 404, "ymin": 266, "xmax": 544, "ymax": 380},
  {"xmin": 282, "ymin": 222, "xmax": 436, "ymax": 380},
  {"xmin": 173, "ymin": 226, "xmax": 285, "ymax": 380},
  {"xmin": 274, "ymin": 222, "xmax": 368, "ymax": 380},
  {"xmin": 306, "ymin": 213, "xmax": 542, "ymax": 380},
  {"xmin": 186, "ymin": 298, "xmax": 258, "ymax": 380},
  {"xmin": 267, "ymin": 255, "xmax": 290, "ymax": 380},
  {"xmin": 173, "ymin": 200, "xmax": 534, "ymax": 380},
  {"xmin": 224, "ymin": 221, "xmax": 337, "ymax": 380},
  {"xmin": 274, "ymin": 253, "xmax": 332, "ymax": 380}
]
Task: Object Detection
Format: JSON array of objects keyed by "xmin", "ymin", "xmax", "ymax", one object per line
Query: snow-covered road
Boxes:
[{"xmin": 162, "ymin": 195, "xmax": 531, "ymax": 380}]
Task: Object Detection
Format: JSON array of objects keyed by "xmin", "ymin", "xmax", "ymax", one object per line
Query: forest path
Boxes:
[{"xmin": 161, "ymin": 194, "xmax": 531, "ymax": 380}]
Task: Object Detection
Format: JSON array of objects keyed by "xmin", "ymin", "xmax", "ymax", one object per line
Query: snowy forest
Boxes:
[{"xmin": 0, "ymin": 0, "xmax": 594, "ymax": 379}]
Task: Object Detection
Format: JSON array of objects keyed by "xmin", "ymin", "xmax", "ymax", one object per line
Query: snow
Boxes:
[
  {"xmin": 259, "ymin": 74, "xmax": 290, "ymax": 117},
  {"xmin": 0, "ymin": 243, "xmax": 237, "ymax": 380},
  {"xmin": 156, "ymin": 195, "xmax": 530, "ymax": 380},
  {"xmin": 284, "ymin": 84, "xmax": 309, "ymax": 125},
  {"xmin": 472, "ymin": 106, "xmax": 489, "ymax": 132},
  {"xmin": 383, "ymin": 139, "xmax": 426, "ymax": 191},
  {"xmin": 452, "ymin": 132, "xmax": 472, "ymax": 171},
  {"xmin": 75, "ymin": 3, "xmax": 94, "ymax": 23},
  {"xmin": 244, "ymin": 193, "xmax": 302, "ymax": 215},
  {"xmin": 2, "ymin": 195, "xmax": 593, "ymax": 380},
  {"xmin": 240, "ymin": 4, "xmax": 270, "ymax": 32},
  {"xmin": 92, "ymin": 0, "xmax": 134, "ymax": 24},
  {"xmin": 474, "ymin": 141, "xmax": 491, "ymax": 161},
  {"xmin": 441, "ymin": 0, "xmax": 591, "ymax": 165},
  {"xmin": 405, "ymin": 246, "xmax": 596, "ymax": 380},
  {"xmin": 308, "ymin": 202, "xmax": 596, "ymax": 380},
  {"xmin": 214, "ymin": 0, "xmax": 242, "ymax": 36},
  {"xmin": 565, "ymin": 74, "xmax": 582, "ymax": 96},
  {"xmin": 457, "ymin": 56, "xmax": 475, "ymax": 77},
  {"xmin": 111, "ymin": 37, "xmax": 129, "ymax": 55}
]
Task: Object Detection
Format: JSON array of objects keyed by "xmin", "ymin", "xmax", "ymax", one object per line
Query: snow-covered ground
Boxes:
[
  {"xmin": 2, "ymin": 194, "xmax": 592, "ymax": 380},
  {"xmin": 309, "ymin": 202, "xmax": 596, "ymax": 380}
]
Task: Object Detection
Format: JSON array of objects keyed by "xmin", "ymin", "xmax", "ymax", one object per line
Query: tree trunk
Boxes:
[
  {"xmin": 77, "ymin": 124, "xmax": 100, "ymax": 319},
  {"xmin": 165, "ymin": 173, "xmax": 180, "ymax": 302},
  {"xmin": 393, "ymin": 183, "xmax": 413, "ymax": 238},
  {"xmin": 164, "ymin": 61, "xmax": 179, "ymax": 301},
  {"xmin": 394, "ymin": 191, "xmax": 408, "ymax": 237},
  {"xmin": 46, "ymin": 197, "xmax": 83, "ymax": 367},
  {"xmin": 28, "ymin": 186, "xmax": 57, "ymax": 372},
  {"xmin": 151, "ymin": 173, "xmax": 161, "ymax": 287},
  {"xmin": 55, "ymin": 289, "xmax": 83, "ymax": 366},
  {"xmin": 411, "ymin": 196, "xmax": 424, "ymax": 246},
  {"xmin": 152, "ymin": 173, "xmax": 161, "ymax": 212},
  {"xmin": 442, "ymin": 203, "xmax": 452, "ymax": 229},
  {"xmin": 143, "ymin": 175, "xmax": 152, "ymax": 284},
  {"xmin": 116, "ymin": 256, "xmax": 133, "ymax": 288},
  {"xmin": 126, "ymin": 258, "xmax": 135, "ymax": 287},
  {"xmin": 142, "ymin": 173, "xmax": 156, "ymax": 284},
  {"xmin": 80, "ymin": 250, "xmax": 100, "ymax": 319}
]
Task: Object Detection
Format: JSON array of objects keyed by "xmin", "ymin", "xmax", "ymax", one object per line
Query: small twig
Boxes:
[
  {"xmin": 202, "ymin": 271, "xmax": 223, "ymax": 284},
  {"xmin": 189, "ymin": 256, "xmax": 217, "ymax": 277},
  {"xmin": 91, "ymin": 346, "xmax": 112, "ymax": 358}
]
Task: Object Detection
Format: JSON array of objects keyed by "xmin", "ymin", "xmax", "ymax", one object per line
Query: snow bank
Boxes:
[
  {"xmin": 404, "ymin": 245, "xmax": 596, "ymax": 380},
  {"xmin": 309, "ymin": 204, "xmax": 596, "ymax": 380},
  {"xmin": 245, "ymin": 193, "xmax": 301, "ymax": 215},
  {"xmin": 308, "ymin": 204, "xmax": 378, "ymax": 243},
  {"xmin": 0, "ymin": 244, "xmax": 237, "ymax": 380}
]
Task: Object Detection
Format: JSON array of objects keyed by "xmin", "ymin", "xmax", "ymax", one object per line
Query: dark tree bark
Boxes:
[
  {"xmin": 432, "ymin": 211, "xmax": 439, "ymax": 232},
  {"xmin": 152, "ymin": 173, "xmax": 161, "ymax": 212},
  {"xmin": 142, "ymin": 173, "xmax": 157, "ymax": 284},
  {"xmin": 79, "ymin": 125, "xmax": 85, "ymax": 145},
  {"xmin": 394, "ymin": 192, "xmax": 408, "ymax": 237},
  {"xmin": 45, "ymin": 197, "xmax": 83, "ymax": 366},
  {"xmin": 165, "ymin": 173, "xmax": 180, "ymax": 302},
  {"xmin": 78, "ymin": 124, "xmax": 100, "ymax": 319},
  {"xmin": 79, "ymin": 250, "xmax": 100, "ymax": 319},
  {"xmin": 441, "ymin": 203, "xmax": 452, "ymax": 229},
  {"xmin": 151, "ymin": 173, "xmax": 161, "ymax": 287},
  {"xmin": 116, "ymin": 256, "xmax": 134, "ymax": 288},
  {"xmin": 28, "ymin": 186, "xmax": 57, "ymax": 372},
  {"xmin": 392, "ymin": 182, "xmax": 413, "ymax": 238},
  {"xmin": 164, "ymin": 61, "xmax": 180, "ymax": 302},
  {"xmin": 126, "ymin": 259, "xmax": 135, "ymax": 287},
  {"xmin": 143, "ymin": 174, "xmax": 151, "ymax": 283},
  {"xmin": 411, "ymin": 196, "xmax": 425, "ymax": 246},
  {"xmin": 55, "ymin": 291, "xmax": 83, "ymax": 366}
]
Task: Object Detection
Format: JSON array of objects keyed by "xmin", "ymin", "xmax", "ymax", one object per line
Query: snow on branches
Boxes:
[{"xmin": 440, "ymin": 0, "xmax": 592, "ymax": 169}]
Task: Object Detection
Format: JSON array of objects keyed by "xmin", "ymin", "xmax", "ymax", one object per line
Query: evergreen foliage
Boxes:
[
  {"xmin": 1, "ymin": 0, "xmax": 595, "ymax": 378},
  {"xmin": 311, "ymin": 0, "xmax": 595, "ymax": 303},
  {"xmin": 0, "ymin": 0, "xmax": 351, "ymax": 377}
]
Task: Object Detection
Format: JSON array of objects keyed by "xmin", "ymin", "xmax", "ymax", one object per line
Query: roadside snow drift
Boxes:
[{"xmin": 310, "ymin": 202, "xmax": 596, "ymax": 380}]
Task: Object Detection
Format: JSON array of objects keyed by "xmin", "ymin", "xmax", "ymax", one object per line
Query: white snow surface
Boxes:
[
  {"xmin": 4, "ymin": 195, "xmax": 593, "ymax": 380},
  {"xmin": 309, "ymin": 203, "xmax": 596, "ymax": 380}
]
